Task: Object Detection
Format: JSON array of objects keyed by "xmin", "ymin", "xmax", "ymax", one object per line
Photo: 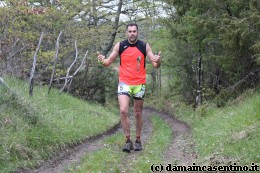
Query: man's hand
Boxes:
[
  {"xmin": 151, "ymin": 51, "xmax": 161, "ymax": 63},
  {"xmin": 97, "ymin": 51, "xmax": 105, "ymax": 64}
]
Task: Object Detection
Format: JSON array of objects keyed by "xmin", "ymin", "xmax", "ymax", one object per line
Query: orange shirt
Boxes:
[{"xmin": 119, "ymin": 40, "xmax": 146, "ymax": 85}]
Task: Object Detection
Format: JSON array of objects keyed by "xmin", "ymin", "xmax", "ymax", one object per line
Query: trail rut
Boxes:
[{"xmin": 15, "ymin": 108, "xmax": 196, "ymax": 173}]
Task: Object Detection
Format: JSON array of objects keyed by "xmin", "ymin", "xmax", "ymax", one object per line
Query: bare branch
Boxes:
[
  {"xmin": 60, "ymin": 40, "xmax": 78, "ymax": 93},
  {"xmin": 229, "ymin": 69, "xmax": 260, "ymax": 90},
  {"xmin": 66, "ymin": 50, "xmax": 88, "ymax": 92},
  {"xmin": 5, "ymin": 45, "xmax": 29, "ymax": 61},
  {"xmin": 0, "ymin": 77, "xmax": 16, "ymax": 95},
  {"xmin": 48, "ymin": 31, "xmax": 62, "ymax": 95},
  {"xmin": 60, "ymin": 76, "xmax": 73, "ymax": 80},
  {"xmin": 72, "ymin": 50, "xmax": 88, "ymax": 76},
  {"xmin": 29, "ymin": 32, "xmax": 44, "ymax": 96}
]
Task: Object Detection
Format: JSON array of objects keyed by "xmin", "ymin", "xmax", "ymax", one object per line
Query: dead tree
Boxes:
[
  {"xmin": 59, "ymin": 41, "xmax": 88, "ymax": 93},
  {"xmin": 66, "ymin": 50, "xmax": 88, "ymax": 92},
  {"xmin": 29, "ymin": 32, "xmax": 44, "ymax": 96},
  {"xmin": 48, "ymin": 31, "xmax": 62, "ymax": 94}
]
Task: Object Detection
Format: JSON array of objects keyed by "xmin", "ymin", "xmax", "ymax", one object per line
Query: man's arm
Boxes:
[
  {"xmin": 97, "ymin": 42, "xmax": 120, "ymax": 67},
  {"xmin": 146, "ymin": 43, "xmax": 161, "ymax": 69}
]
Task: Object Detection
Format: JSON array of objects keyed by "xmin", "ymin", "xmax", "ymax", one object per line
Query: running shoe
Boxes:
[
  {"xmin": 123, "ymin": 139, "xmax": 134, "ymax": 152},
  {"xmin": 134, "ymin": 140, "xmax": 142, "ymax": 151}
]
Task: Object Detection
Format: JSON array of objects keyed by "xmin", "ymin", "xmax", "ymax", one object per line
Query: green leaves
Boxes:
[{"xmin": 161, "ymin": 0, "xmax": 260, "ymax": 103}]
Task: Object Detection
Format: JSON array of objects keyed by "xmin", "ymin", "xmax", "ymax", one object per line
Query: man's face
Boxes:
[{"xmin": 126, "ymin": 26, "xmax": 138, "ymax": 43}]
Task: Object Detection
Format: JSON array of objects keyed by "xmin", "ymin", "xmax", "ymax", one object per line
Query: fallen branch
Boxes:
[
  {"xmin": 60, "ymin": 76, "xmax": 73, "ymax": 80},
  {"xmin": 229, "ymin": 69, "xmax": 260, "ymax": 90}
]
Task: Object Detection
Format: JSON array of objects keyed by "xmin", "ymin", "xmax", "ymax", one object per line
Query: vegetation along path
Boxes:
[{"xmin": 17, "ymin": 108, "xmax": 196, "ymax": 173}]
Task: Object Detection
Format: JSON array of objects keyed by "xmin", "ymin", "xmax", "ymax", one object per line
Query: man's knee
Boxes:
[
  {"xmin": 120, "ymin": 109, "xmax": 128, "ymax": 117},
  {"xmin": 134, "ymin": 110, "xmax": 142, "ymax": 118}
]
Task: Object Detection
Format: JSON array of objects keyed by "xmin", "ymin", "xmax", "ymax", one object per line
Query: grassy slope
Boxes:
[
  {"xmin": 1, "ymin": 76, "xmax": 259, "ymax": 172},
  {"xmin": 66, "ymin": 87, "xmax": 260, "ymax": 172},
  {"xmin": 0, "ymin": 77, "xmax": 119, "ymax": 172},
  {"xmin": 175, "ymin": 90, "xmax": 260, "ymax": 166}
]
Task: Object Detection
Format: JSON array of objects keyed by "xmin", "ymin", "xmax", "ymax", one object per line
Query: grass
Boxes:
[
  {"xmin": 175, "ymin": 90, "xmax": 260, "ymax": 166},
  {"xmin": 67, "ymin": 133, "xmax": 124, "ymax": 172},
  {"xmin": 129, "ymin": 115, "xmax": 172, "ymax": 172},
  {"xmin": 0, "ymin": 76, "xmax": 119, "ymax": 172},
  {"xmin": 1, "ymin": 76, "xmax": 259, "ymax": 172},
  {"xmin": 70, "ymin": 115, "xmax": 172, "ymax": 172}
]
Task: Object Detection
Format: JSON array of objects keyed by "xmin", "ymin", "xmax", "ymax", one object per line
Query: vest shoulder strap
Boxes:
[{"xmin": 119, "ymin": 40, "xmax": 147, "ymax": 57}]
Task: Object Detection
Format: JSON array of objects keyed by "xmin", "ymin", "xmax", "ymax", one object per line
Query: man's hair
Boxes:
[{"xmin": 126, "ymin": 23, "xmax": 138, "ymax": 31}]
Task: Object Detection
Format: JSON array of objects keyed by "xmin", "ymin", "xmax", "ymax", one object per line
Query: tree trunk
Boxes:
[
  {"xmin": 98, "ymin": 0, "xmax": 123, "ymax": 104},
  {"xmin": 195, "ymin": 51, "xmax": 202, "ymax": 107},
  {"xmin": 103, "ymin": 0, "xmax": 123, "ymax": 56},
  {"xmin": 151, "ymin": 68, "xmax": 156, "ymax": 95}
]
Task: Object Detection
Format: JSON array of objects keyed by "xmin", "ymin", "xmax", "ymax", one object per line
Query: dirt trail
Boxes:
[
  {"xmin": 146, "ymin": 108, "xmax": 197, "ymax": 166},
  {"xmin": 16, "ymin": 108, "xmax": 196, "ymax": 173},
  {"xmin": 119, "ymin": 108, "xmax": 154, "ymax": 172}
]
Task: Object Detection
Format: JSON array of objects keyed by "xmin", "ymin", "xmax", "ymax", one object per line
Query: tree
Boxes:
[{"xmin": 161, "ymin": 0, "xmax": 260, "ymax": 105}]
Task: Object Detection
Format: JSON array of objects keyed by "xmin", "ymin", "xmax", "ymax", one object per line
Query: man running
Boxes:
[{"xmin": 97, "ymin": 23, "xmax": 161, "ymax": 152}]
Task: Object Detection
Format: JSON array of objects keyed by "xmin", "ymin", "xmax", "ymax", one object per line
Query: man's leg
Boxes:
[
  {"xmin": 133, "ymin": 99, "xmax": 144, "ymax": 151},
  {"xmin": 118, "ymin": 95, "xmax": 133, "ymax": 152},
  {"xmin": 118, "ymin": 95, "xmax": 131, "ymax": 138}
]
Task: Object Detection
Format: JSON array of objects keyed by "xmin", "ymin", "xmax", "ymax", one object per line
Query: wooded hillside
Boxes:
[{"xmin": 0, "ymin": 0, "xmax": 259, "ymax": 106}]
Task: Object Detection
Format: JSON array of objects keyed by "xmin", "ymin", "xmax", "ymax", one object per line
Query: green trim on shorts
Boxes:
[{"xmin": 118, "ymin": 82, "xmax": 146, "ymax": 99}]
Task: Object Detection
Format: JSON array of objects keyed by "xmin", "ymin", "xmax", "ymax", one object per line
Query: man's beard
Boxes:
[{"xmin": 129, "ymin": 36, "xmax": 137, "ymax": 43}]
